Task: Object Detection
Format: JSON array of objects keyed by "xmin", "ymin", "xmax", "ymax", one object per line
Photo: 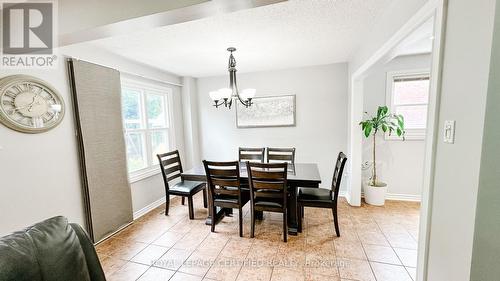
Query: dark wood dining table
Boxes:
[{"xmin": 181, "ymin": 162, "xmax": 321, "ymax": 235}]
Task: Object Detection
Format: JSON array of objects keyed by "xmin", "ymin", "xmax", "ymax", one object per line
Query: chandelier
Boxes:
[{"xmin": 209, "ymin": 47, "xmax": 256, "ymax": 109}]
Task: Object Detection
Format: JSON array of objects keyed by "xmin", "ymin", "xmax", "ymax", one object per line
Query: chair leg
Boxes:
[
  {"xmin": 211, "ymin": 205, "xmax": 216, "ymax": 233},
  {"xmin": 165, "ymin": 195, "xmax": 170, "ymax": 216},
  {"xmin": 332, "ymin": 208, "xmax": 340, "ymax": 237},
  {"xmin": 188, "ymin": 196, "xmax": 194, "ymax": 220},
  {"xmin": 250, "ymin": 208, "xmax": 255, "ymax": 238},
  {"xmin": 297, "ymin": 204, "xmax": 302, "ymax": 233},
  {"xmin": 283, "ymin": 210, "xmax": 287, "ymax": 243},
  {"xmin": 203, "ymin": 188, "xmax": 208, "ymax": 208},
  {"xmin": 182, "ymin": 196, "xmax": 185, "ymax": 205},
  {"xmin": 239, "ymin": 207, "xmax": 243, "ymax": 237}
]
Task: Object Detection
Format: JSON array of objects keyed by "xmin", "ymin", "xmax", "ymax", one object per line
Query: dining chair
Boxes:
[
  {"xmin": 266, "ymin": 147, "xmax": 296, "ymax": 164},
  {"xmin": 203, "ymin": 160, "xmax": 250, "ymax": 237},
  {"xmin": 157, "ymin": 150, "xmax": 207, "ymax": 219},
  {"xmin": 297, "ymin": 152, "xmax": 347, "ymax": 237},
  {"xmin": 246, "ymin": 162, "xmax": 289, "ymax": 242},
  {"xmin": 239, "ymin": 147, "xmax": 265, "ymax": 163}
]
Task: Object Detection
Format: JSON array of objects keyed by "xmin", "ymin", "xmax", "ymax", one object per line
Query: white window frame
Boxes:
[
  {"xmin": 386, "ymin": 69, "xmax": 430, "ymax": 140},
  {"xmin": 121, "ymin": 77, "xmax": 176, "ymax": 183}
]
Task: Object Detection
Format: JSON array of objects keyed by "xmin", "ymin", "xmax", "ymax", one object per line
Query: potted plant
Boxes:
[{"xmin": 360, "ymin": 106, "xmax": 405, "ymax": 206}]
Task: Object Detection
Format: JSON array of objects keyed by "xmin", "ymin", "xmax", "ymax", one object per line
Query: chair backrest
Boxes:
[
  {"xmin": 203, "ymin": 160, "xmax": 241, "ymax": 199},
  {"xmin": 266, "ymin": 147, "xmax": 296, "ymax": 164},
  {"xmin": 246, "ymin": 162, "xmax": 288, "ymax": 207},
  {"xmin": 239, "ymin": 147, "xmax": 265, "ymax": 163},
  {"xmin": 157, "ymin": 150, "xmax": 183, "ymax": 190},
  {"xmin": 331, "ymin": 152, "xmax": 348, "ymax": 201}
]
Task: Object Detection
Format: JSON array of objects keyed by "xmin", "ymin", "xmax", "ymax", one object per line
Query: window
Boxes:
[
  {"xmin": 121, "ymin": 78, "xmax": 174, "ymax": 182},
  {"xmin": 386, "ymin": 70, "xmax": 430, "ymax": 140}
]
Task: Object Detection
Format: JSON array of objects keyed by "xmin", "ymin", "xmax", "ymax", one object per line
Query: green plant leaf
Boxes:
[
  {"xmin": 382, "ymin": 124, "xmax": 388, "ymax": 132},
  {"xmin": 364, "ymin": 123, "xmax": 373, "ymax": 138},
  {"xmin": 397, "ymin": 115, "xmax": 405, "ymax": 129},
  {"xmin": 361, "ymin": 105, "xmax": 406, "ymax": 140},
  {"xmin": 377, "ymin": 106, "xmax": 388, "ymax": 119}
]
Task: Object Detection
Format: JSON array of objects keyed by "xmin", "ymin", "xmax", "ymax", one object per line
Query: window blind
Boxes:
[{"xmin": 67, "ymin": 59, "xmax": 133, "ymax": 243}]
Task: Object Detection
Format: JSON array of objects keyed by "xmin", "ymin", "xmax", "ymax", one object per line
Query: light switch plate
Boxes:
[{"xmin": 444, "ymin": 120, "xmax": 455, "ymax": 144}]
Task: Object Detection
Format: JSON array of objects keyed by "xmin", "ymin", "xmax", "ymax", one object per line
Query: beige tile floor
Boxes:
[{"xmin": 96, "ymin": 192, "xmax": 420, "ymax": 281}]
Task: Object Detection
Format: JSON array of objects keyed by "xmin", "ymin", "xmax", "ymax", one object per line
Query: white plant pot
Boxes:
[{"xmin": 363, "ymin": 182, "xmax": 388, "ymax": 206}]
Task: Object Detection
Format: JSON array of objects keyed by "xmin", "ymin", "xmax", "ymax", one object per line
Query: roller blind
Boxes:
[{"xmin": 67, "ymin": 59, "xmax": 133, "ymax": 242}]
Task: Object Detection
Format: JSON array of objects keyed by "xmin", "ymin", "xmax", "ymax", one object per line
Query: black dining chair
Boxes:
[
  {"xmin": 157, "ymin": 150, "xmax": 207, "ymax": 219},
  {"xmin": 203, "ymin": 160, "xmax": 250, "ymax": 237},
  {"xmin": 239, "ymin": 147, "xmax": 265, "ymax": 163},
  {"xmin": 247, "ymin": 162, "xmax": 289, "ymax": 242},
  {"xmin": 297, "ymin": 152, "xmax": 347, "ymax": 237},
  {"xmin": 266, "ymin": 147, "xmax": 296, "ymax": 164}
]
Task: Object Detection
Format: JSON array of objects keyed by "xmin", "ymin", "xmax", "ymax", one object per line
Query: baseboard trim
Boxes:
[
  {"xmin": 384, "ymin": 193, "xmax": 421, "ymax": 202},
  {"xmin": 339, "ymin": 191, "xmax": 421, "ymax": 202},
  {"xmin": 95, "ymin": 222, "xmax": 132, "ymax": 245},
  {"xmin": 339, "ymin": 190, "xmax": 348, "ymax": 198},
  {"xmin": 96, "ymin": 196, "xmax": 167, "ymax": 245},
  {"xmin": 133, "ymin": 196, "xmax": 166, "ymax": 220}
]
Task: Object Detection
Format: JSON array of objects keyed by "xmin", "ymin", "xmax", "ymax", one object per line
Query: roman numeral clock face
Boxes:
[{"xmin": 0, "ymin": 75, "xmax": 65, "ymax": 133}]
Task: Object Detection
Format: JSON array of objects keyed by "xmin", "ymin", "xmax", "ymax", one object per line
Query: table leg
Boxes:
[
  {"xmin": 206, "ymin": 207, "xmax": 228, "ymax": 225},
  {"xmin": 204, "ymin": 186, "xmax": 228, "ymax": 225},
  {"xmin": 287, "ymin": 184, "xmax": 299, "ymax": 235}
]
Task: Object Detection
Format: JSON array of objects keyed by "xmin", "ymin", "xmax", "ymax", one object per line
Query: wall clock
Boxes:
[{"xmin": 0, "ymin": 75, "xmax": 65, "ymax": 133}]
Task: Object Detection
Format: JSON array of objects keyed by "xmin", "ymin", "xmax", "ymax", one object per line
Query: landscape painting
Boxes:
[{"xmin": 236, "ymin": 95, "xmax": 296, "ymax": 128}]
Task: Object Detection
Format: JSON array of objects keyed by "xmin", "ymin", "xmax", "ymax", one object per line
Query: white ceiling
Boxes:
[{"xmin": 82, "ymin": 0, "xmax": 396, "ymax": 77}]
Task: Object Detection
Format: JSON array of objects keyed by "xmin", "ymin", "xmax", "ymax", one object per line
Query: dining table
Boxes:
[{"xmin": 181, "ymin": 162, "xmax": 322, "ymax": 235}]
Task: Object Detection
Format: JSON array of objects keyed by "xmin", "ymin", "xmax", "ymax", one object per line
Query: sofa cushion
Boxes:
[
  {"xmin": 0, "ymin": 216, "xmax": 92, "ymax": 281},
  {"xmin": 0, "ymin": 231, "xmax": 42, "ymax": 281}
]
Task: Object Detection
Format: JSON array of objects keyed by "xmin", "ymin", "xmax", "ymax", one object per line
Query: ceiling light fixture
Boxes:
[{"xmin": 209, "ymin": 47, "xmax": 255, "ymax": 109}]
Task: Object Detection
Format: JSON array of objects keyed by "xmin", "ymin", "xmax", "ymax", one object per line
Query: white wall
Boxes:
[
  {"xmin": 425, "ymin": 0, "xmax": 497, "ymax": 280},
  {"xmin": 182, "ymin": 77, "xmax": 202, "ymax": 170},
  {"xmin": 196, "ymin": 63, "xmax": 348, "ymax": 189},
  {"xmin": 0, "ymin": 59, "xmax": 85, "ymax": 236},
  {"xmin": 362, "ymin": 54, "xmax": 431, "ymax": 199},
  {"xmin": 470, "ymin": 1, "xmax": 500, "ymax": 278}
]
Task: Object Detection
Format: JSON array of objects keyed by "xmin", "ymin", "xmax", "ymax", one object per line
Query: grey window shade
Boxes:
[
  {"xmin": 393, "ymin": 76, "xmax": 430, "ymax": 82},
  {"xmin": 68, "ymin": 59, "xmax": 133, "ymax": 243}
]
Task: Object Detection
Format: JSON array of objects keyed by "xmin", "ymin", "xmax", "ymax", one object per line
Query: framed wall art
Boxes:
[{"xmin": 236, "ymin": 95, "xmax": 296, "ymax": 128}]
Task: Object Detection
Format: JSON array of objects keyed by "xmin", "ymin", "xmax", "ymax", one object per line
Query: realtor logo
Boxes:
[
  {"xmin": 1, "ymin": 1, "xmax": 56, "ymax": 68},
  {"xmin": 2, "ymin": 2, "xmax": 53, "ymax": 54}
]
